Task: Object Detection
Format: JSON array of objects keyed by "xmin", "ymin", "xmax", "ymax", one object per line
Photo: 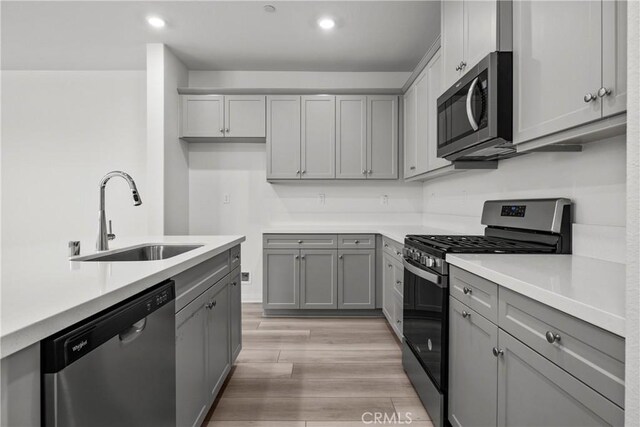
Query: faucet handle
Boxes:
[{"xmin": 107, "ymin": 220, "xmax": 116, "ymax": 241}]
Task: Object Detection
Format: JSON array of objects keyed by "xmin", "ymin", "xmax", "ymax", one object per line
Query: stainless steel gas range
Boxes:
[{"xmin": 401, "ymin": 198, "xmax": 573, "ymax": 427}]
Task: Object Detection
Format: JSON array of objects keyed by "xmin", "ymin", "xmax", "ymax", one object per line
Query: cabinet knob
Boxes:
[
  {"xmin": 301, "ymin": 255, "xmax": 306, "ymax": 260},
  {"xmin": 583, "ymin": 92, "xmax": 596, "ymax": 103},
  {"xmin": 219, "ymin": 128, "xmax": 224, "ymax": 133},
  {"xmin": 395, "ymin": 250, "xmax": 401, "ymax": 256},
  {"xmin": 301, "ymin": 170, "xmax": 306, "ymax": 174},
  {"xmin": 298, "ymin": 240, "xmax": 303, "ymax": 244},
  {"xmin": 354, "ymin": 240, "xmax": 360, "ymax": 244},
  {"xmin": 461, "ymin": 310, "xmax": 470, "ymax": 318},
  {"xmin": 396, "ymin": 280, "xmax": 402, "ymax": 285},
  {"xmin": 367, "ymin": 170, "xmax": 372, "ymax": 174},
  {"xmin": 463, "ymin": 287, "xmax": 472, "ymax": 295},
  {"xmin": 384, "ymin": 243, "xmax": 389, "ymax": 248},
  {"xmin": 492, "ymin": 347, "xmax": 504, "ymax": 357},
  {"xmin": 598, "ymin": 87, "xmax": 611, "ymax": 98},
  {"xmin": 232, "ymin": 281, "xmax": 237, "ymax": 286},
  {"xmin": 225, "ymin": 128, "xmax": 230, "ymax": 133},
  {"xmin": 396, "ymin": 319, "xmax": 402, "ymax": 324},
  {"xmin": 295, "ymin": 255, "xmax": 299, "ymax": 259},
  {"xmin": 296, "ymin": 170, "xmax": 301, "ymax": 175},
  {"xmin": 410, "ymin": 166, "xmax": 416, "ymax": 170},
  {"xmin": 460, "ymin": 61, "xmax": 466, "ymax": 69},
  {"xmin": 455, "ymin": 65, "xmax": 461, "ymax": 71},
  {"xmin": 545, "ymin": 331, "xmax": 561, "ymax": 344},
  {"xmin": 362, "ymin": 170, "xmax": 367, "ymax": 175},
  {"xmin": 339, "ymin": 255, "xmax": 343, "ymax": 260},
  {"xmin": 388, "ymin": 264, "xmax": 392, "ymax": 268}
]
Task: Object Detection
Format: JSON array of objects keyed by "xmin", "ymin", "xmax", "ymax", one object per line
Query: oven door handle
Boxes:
[
  {"xmin": 466, "ymin": 77, "xmax": 480, "ymax": 131},
  {"xmin": 403, "ymin": 259, "xmax": 446, "ymax": 288}
]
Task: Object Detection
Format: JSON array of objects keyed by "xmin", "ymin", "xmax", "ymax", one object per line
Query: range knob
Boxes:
[
  {"xmin": 424, "ymin": 257, "xmax": 435, "ymax": 268},
  {"xmin": 412, "ymin": 251, "xmax": 421, "ymax": 261}
]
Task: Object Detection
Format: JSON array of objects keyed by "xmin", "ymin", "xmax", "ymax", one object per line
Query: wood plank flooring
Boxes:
[{"xmin": 204, "ymin": 304, "xmax": 433, "ymax": 427}]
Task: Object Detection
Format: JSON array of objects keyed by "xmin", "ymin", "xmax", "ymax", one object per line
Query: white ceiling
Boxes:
[{"xmin": 1, "ymin": 1, "xmax": 440, "ymax": 71}]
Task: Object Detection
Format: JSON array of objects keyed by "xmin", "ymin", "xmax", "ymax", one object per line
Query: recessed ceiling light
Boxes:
[
  {"xmin": 264, "ymin": 4, "xmax": 276, "ymax": 13},
  {"xmin": 318, "ymin": 18, "xmax": 335, "ymax": 30},
  {"xmin": 147, "ymin": 16, "xmax": 166, "ymax": 28}
]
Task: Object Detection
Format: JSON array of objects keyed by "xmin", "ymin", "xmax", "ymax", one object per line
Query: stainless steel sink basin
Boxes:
[{"xmin": 73, "ymin": 244, "xmax": 203, "ymax": 262}]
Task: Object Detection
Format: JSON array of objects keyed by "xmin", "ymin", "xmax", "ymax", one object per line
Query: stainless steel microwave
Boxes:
[{"xmin": 437, "ymin": 52, "xmax": 513, "ymax": 161}]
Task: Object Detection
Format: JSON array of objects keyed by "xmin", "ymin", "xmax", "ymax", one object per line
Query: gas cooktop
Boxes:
[{"xmin": 406, "ymin": 234, "xmax": 558, "ymax": 254}]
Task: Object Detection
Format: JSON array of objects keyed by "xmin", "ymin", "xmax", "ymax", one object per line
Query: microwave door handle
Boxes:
[{"xmin": 466, "ymin": 77, "xmax": 480, "ymax": 131}]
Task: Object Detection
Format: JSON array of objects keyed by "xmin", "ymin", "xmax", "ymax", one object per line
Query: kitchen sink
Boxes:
[{"xmin": 73, "ymin": 244, "xmax": 203, "ymax": 262}]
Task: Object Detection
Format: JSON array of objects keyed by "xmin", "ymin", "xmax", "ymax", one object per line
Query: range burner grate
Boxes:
[{"xmin": 407, "ymin": 235, "xmax": 557, "ymax": 254}]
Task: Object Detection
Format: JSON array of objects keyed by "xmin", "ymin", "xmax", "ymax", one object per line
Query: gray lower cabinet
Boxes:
[
  {"xmin": 229, "ymin": 269, "xmax": 242, "ymax": 362},
  {"xmin": 448, "ymin": 298, "xmax": 498, "ymax": 427},
  {"xmin": 206, "ymin": 282, "xmax": 231, "ymax": 402},
  {"xmin": 300, "ymin": 250, "xmax": 338, "ymax": 309},
  {"xmin": 176, "ymin": 284, "xmax": 210, "ymax": 427},
  {"xmin": 263, "ymin": 249, "xmax": 300, "ymax": 309},
  {"xmin": 382, "ymin": 250, "xmax": 403, "ymax": 340},
  {"xmin": 497, "ymin": 330, "xmax": 624, "ymax": 427},
  {"xmin": 338, "ymin": 249, "xmax": 375, "ymax": 309}
]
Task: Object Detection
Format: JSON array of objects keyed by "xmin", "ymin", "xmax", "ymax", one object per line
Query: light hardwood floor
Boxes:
[{"xmin": 203, "ymin": 304, "xmax": 433, "ymax": 427}]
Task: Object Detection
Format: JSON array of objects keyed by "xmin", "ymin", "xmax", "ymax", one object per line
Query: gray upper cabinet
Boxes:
[
  {"xmin": 180, "ymin": 94, "xmax": 265, "ymax": 139},
  {"xmin": 403, "ymin": 85, "xmax": 418, "ymax": 177},
  {"xmin": 602, "ymin": 0, "xmax": 627, "ymax": 118},
  {"xmin": 206, "ymin": 282, "xmax": 230, "ymax": 401},
  {"xmin": 300, "ymin": 250, "xmax": 338, "ymax": 309},
  {"xmin": 302, "ymin": 95, "xmax": 336, "ymax": 179},
  {"xmin": 266, "ymin": 95, "xmax": 301, "ymax": 179},
  {"xmin": 497, "ymin": 330, "xmax": 624, "ymax": 427},
  {"xmin": 368, "ymin": 96, "xmax": 398, "ymax": 179},
  {"xmin": 263, "ymin": 249, "xmax": 300, "ymax": 309},
  {"xmin": 449, "ymin": 298, "xmax": 498, "ymax": 427},
  {"xmin": 441, "ymin": 0, "xmax": 509, "ymax": 94},
  {"xmin": 229, "ymin": 269, "xmax": 242, "ymax": 363},
  {"xmin": 181, "ymin": 95, "xmax": 225, "ymax": 138},
  {"xmin": 338, "ymin": 249, "xmax": 376, "ymax": 309},
  {"xmin": 513, "ymin": 0, "xmax": 627, "ymax": 145},
  {"xmin": 425, "ymin": 50, "xmax": 450, "ymax": 172},
  {"xmin": 336, "ymin": 96, "xmax": 368, "ymax": 179},
  {"xmin": 225, "ymin": 95, "xmax": 266, "ymax": 138}
]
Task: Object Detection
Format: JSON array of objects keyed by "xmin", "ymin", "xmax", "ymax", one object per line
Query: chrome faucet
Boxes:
[{"xmin": 97, "ymin": 171, "xmax": 142, "ymax": 251}]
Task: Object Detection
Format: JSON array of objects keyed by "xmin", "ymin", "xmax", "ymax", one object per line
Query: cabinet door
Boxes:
[
  {"xmin": 300, "ymin": 250, "xmax": 338, "ymax": 309},
  {"xmin": 513, "ymin": 1, "xmax": 602, "ymax": 144},
  {"xmin": 463, "ymin": 0, "xmax": 498, "ymax": 74},
  {"xmin": 206, "ymin": 283, "xmax": 230, "ymax": 401},
  {"xmin": 301, "ymin": 95, "xmax": 335, "ymax": 179},
  {"xmin": 403, "ymin": 86, "xmax": 418, "ymax": 178},
  {"xmin": 266, "ymin": 96, "xmax": 301, "ymax": 179},
  {"xmin": 497, "ymin": 330, "xmax": 624, "ymax": 427},
  {"xmin": 263, "ymin": 249, "xmax": 300, "ymax": 309},
  {"xmin": 441, "ymin": 0, "xmax": 464, "ymax": 93},
  {"xmin": 225, "ymin": 95, "xmax": 266, "ymax": 137},
  {"xmin": 414, "ymin": 70, "xmax": 430, "ymax": 176},
  {"xmin": 181, "ymin": 95, "xmax": 224, "ymax": 138},
  {"xmin": 176, "ymin": 290, "xmax": 209, "ymax": 427},
  {"xmin": 382, "ymin": 253, "xmax": 395, "ymax": 323},
  {"xmin": 336, "ymin": 96, "xmax": 367, "ymax": 179},
  {"xmin": 337, "ymin": 249, "xmax": 375, "ymax": 309},
  {"xmin": 367, "ymin": 96, "xmax": 398, "ymax": 179},
  {"xmin": 425, "ymin": 50, "xmax": 450, "ymax": 172},
  {"xmin": 229, "ymin": 270, "xmax": 242, "ymax": 363},
  {"xmin": 448, "ymin": 298, "xmax": 498, "ymax": 427},
  {"xmin": 602, "ymin": 0, "xmax": 627, "ymax": 117}
]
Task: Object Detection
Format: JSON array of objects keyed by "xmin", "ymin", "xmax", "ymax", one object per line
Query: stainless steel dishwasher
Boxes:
[{"xmin": 42, "ymin": 280, "xmax": 176, "ymax": 427}]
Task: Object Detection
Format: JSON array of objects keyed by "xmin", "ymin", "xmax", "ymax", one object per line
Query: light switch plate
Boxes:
[
  {"xmin": 241, "ymin": 272, "xmax": 250, "ymax": 283},
  {"xmin": 223, "ymin": 194, "xmax": 231, "ymax": 204},
  {"xmin": 381, "ymin": 195, "xmax": 389, "ymax": 205}
]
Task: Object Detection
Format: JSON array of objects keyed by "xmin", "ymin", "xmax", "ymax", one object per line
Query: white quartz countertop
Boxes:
[
  {"xmin": 446, "ymin": 254, "xmax": 626, "ymax": 337},
  {"xmin": 263, "ymin": 224, "xmax": 460, "ymax": 244},
  {"xmin": 1, "ymin": 235, "xmax": 245, "ymax": 358}
]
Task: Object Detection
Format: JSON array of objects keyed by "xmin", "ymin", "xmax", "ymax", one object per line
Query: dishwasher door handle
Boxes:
[{"xmin": 119, "ymin": 318, "xmax": 147, "ymax": 344}]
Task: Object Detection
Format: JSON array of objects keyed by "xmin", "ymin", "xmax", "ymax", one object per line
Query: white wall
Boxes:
[
  {"xmin": 147, "ymin": 44, "xmax": 189, "ymax": 235},
  {"xmin": 189, "ymin": 71, "xmax": 410, "ymax": 90},
  {"xmin": 188, "ymin": 142, "xmax": 423, "ymax": 302},
  {"xmin": 1, "ymin": 71, "xmax": 148, "ymax": 248},
  {"xmin": 421, "ymin": 136, "xmax": 627, "ymax": 263}
]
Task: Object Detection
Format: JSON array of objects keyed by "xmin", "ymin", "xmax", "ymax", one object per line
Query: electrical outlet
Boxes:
[
  {"xmin": 241, "ymin": 272, "xmax": 250, "ymax": 283},
  {"xmin": 318, "ymin": 193, "xmax": 325, "ymax": 205},
  {"xmin": 223, "ymin": 194, "xmax": 231, "ymax": 204},
  {"xmin": 381, "ymin": 195, "xmax": 389, "ymax": 205}
]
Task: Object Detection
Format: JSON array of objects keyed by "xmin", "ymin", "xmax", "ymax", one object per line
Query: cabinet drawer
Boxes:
[
  {"xmin": 382, "ymin": 236, "xmax": 404, "ymax": 263},
  {"xmin": 174, "ymin": 252, "xmax": 230, "ymax": 312},
  {"xmin": 229, "ymin": 245, "xmax": 241, "ymax": 270},
  {"xmin": 499, "ymin": 287, "xmax": 625, "ymax": 407},
  {"xmin": 450, "ymin": 266, "xmax": 498, "ymax": 323},
  {"xmin": 263, "ymin": 234, "xmax": 338, "ymax": 249},
  {"xmin": 338, "ymin": 234, "xmax": 376, "ymax": 249}
]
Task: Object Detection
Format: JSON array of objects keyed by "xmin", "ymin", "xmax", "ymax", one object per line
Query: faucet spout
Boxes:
[{"xmin": 97, "ymin": 171, "xmax": 143, "ymax": 251}]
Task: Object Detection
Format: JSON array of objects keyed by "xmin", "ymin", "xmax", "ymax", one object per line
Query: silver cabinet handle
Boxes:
[
  {"xmin": 455, "ymin": 64, "xmax": 461, "ymax": 71},
  {"xmin": 362, "ymin": 170, "xmax": 367, "ymax": 174},
  {"xmin": 367, "ymin": 170, "xmax": 372, "ymax": 174},
  {"xmin": 301, "ymin": 170, "xmax": 306, "ymax": 174},
  {"xmin": 295, "ymin": 255, "xmax": 299, "ymax": 259},
  {"xmin": 466, "ymin": 77, "xmax": 480, "ymax": 131},
  {"xmin": 492, "ymin": 347, "xmax": 504, "ymax": 357},
  {"xmin": 339, "ymin": 255, "xmax": 343, "ymax": 260},
  {"xmin": 598, "ymin": 87, "xmax": 611, "ymax": 98},
  {"xmin": 205, "ymin": 301, "xmax": 214, "ymax": 309},
  {"xmin": 219, "ymin": 128, "xmax": 224, "ymax": 133},
  {"xmin": 460, "ymin": 61, "xmax": 466, "ymax": 69},
  {"xmin": 296, "ymin": 170, "xmax": 300, "ymax": 175},
  {"xmin": 396, "ymin": 319, "xmax": 402, "ymax": 324},
  {"xmin": 410, "ymin": 166, "xmax": 416, "ymax": 170},
  {"xmin": 395, "ymin": 250, "xmax": 401, "ymax": 256},
  {"xmin": 354, "ymin": 240, "xmax": 360, "ymax": 244},
  {"xmin": 545, "ymin": 331, "xmax": 561, "ymax": 344},
  {"xmin": 396, "ymin": 280, "xmax": 402, "ymax": 285},
  {"xmin": 231, "ymin": 281, "xmax": 238, "ymax": 286},
  {"xmin": 388, "ymin": 264, "xmax": 393, "ymax": 268},
  {"xmin": 384, "ymin": 243, "xmax": 389, "ymax": 248},
  {"xmin": 584, "ymin": 93, "xmax": 596, "ymax": 103},
  {"xmin": 298, "ymin": 240, "xmax": 303, "ymax": 244},
  {"xmin": 301, "ymin": 255, "xmax": 306, "ymax": 260},
  {"xmin": 461, "ymin": 310, "xmax": 470, "ymax": 318},
  {"xmin": 463, "ymin": 287, "xmax": 472, "ymax": 295},
  {"xmin": 225, "ymin": 128, "xmax": 230, "ymax": 133}
]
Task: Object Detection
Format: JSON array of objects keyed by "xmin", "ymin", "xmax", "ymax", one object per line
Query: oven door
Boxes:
[{"xmin": 402, "ymin": 257, "xmax": 449, "ymax": 391}]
